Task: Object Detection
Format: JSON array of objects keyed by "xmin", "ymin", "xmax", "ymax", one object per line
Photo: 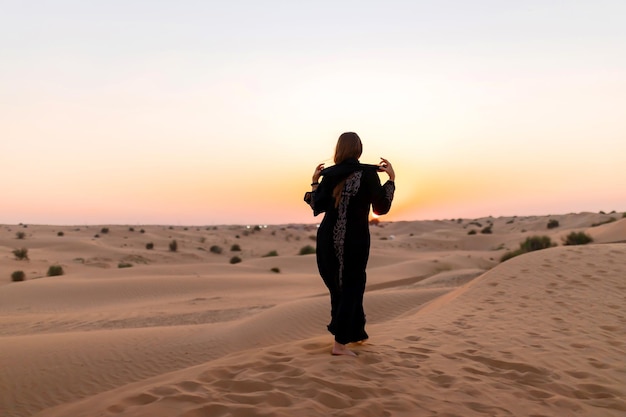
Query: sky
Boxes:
[{"xmin": 1, "ymin": 0, "xmax": 625, "ymax": 225}]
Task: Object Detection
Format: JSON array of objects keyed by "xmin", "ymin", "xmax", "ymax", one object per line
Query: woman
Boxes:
[{"xmin": 304, "ymin": 132, "xmax": 395, "ymax": 356}]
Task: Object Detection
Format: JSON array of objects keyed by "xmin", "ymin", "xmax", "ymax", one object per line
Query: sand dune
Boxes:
[{"xmin": 1, "ymin": 213, "xmax": 625, "ymax": 416}]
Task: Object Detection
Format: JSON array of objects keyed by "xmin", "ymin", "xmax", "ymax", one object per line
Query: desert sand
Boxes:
[{"xmin": 1, "ymin": 212, "xmax": 625, "ymax": 417}]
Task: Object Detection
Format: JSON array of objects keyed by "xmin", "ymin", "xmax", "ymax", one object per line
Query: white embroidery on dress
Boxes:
[{"xmin": 332, "ymin": 171, "xmax": 362, "ymax": 288}]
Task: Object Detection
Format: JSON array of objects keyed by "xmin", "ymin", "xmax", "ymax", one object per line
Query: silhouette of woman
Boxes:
[{"xmin": 305, "ymin": 132, "xmax": 395, "ymax": 356}]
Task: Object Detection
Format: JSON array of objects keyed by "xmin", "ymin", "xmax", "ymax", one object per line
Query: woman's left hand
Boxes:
[{"xmin": 378, "ymin": 158, "xmax": 395, "ymax": 181}]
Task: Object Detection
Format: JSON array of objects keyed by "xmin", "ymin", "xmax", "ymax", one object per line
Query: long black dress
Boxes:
[{"xmin": 304, "ymin": 158, "xmax": 395, "ymax": 344}]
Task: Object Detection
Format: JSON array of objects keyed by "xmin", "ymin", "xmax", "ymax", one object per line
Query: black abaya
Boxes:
[{"xmin": 304, "ymin": 158, "xmax": 395, "ymax": 344}]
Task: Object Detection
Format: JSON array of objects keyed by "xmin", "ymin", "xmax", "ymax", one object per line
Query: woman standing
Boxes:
[{"xmin": 304, "ymin": 132, "xmax": 395, "ymax": 356}]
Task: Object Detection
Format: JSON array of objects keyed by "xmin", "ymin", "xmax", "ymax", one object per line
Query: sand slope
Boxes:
[{"xmin": 1, "ymin": 213, "xmax": 625, "ymax": 417}]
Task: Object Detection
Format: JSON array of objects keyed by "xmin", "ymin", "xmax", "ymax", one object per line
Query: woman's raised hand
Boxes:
[
  {"xmin": 312, "ymin": 163, "xmax": 325, "ymax": 183},
  {"xmin": 378, "ymin": 158, "xmax": 395, "ymax": 181}
]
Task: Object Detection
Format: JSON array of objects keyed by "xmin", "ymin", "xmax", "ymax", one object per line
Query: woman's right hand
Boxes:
[{"xmin": 312, "ymin": 163, "xmax": 325, "ymax": 183}]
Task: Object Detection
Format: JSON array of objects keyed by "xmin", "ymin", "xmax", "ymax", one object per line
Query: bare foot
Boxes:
[{"xmin": 332, "ymin": 342, "xmax": 357, "ymax": 357}]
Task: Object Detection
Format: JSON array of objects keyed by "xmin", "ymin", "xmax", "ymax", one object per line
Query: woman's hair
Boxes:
[
  {"xmin": 334, "ymin": 132, "xmax": 362, "ymax": 164},
  {"xmin": 332, "ymin": 132, "xmax": 362, "ymax": 207}
]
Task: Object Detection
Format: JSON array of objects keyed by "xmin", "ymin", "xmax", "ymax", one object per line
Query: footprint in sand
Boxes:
[
  {"xmin": 565, "ymin": 370, "xmax": 591, "ymax": 379},
  {"xmin": 404, "ymin": 335, "xmax": 421, "ymax": 342}
]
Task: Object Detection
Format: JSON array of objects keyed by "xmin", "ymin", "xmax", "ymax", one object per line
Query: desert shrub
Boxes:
[
  {"xmin": 563, "ymin": 232, "xmax": 593, "ymax": 246},
  {"xmin": 230, "ymin": 256, "xmax": 242, "ymax": 264},
  {"xmin": 500, "ymin": 250, "xmax": 523, "ymax": 262},
  {"xmin": 547, "ymin": 219, "xmax": 559, "ymax": 229},
  {"xmin": 140, "ymin": 229, "xmax": 145, "ymax": 233},
  {"xmin": 11, "ymin": 270, "xmax": 26, "ymax": 282},
  {"xmin": 16, "ymin": 231, "xmax": 26, "ymax": 239},
  {"xmin": 468, "ymin": 221, "xmax": 482, "ymax": 228},
  {"xmin": 520, "ymin": 236, "xmax": 554, "ymax": 252},
  {"xmin": 501, "ymin": 235, "xmax": 555, "ymax": 262},
  {"xmin": 12, "ymin": 248, "xmax": 29, "ymax": 260},
  {"xmin": 199, "ymin": 237, "xmax": 206, "ymax": 243},
  {"xmin": 591, "ymin": 217, "xmax": 616, "ymax": 227},
  {"xmin": 231, "ymin": 244, "xmax": 242, "ymax": 251},
  {"xmin": 467, "ymin": 230, "xmax": 477, "ymax": 235},
  {"xmin": 94, "ymin": 234, "xmax": 100, "ymax": 238},
  {"xmin": 118, "ymin": 262, "xmax": 133, "ymax": 268},
  {"xmin": 57, "ymin": 231, "xmax": 65, "ymax": 236},
  {"xmin": 47, "ymin": 265, "xmax": 64, "ymax": 276},
  {"xmin": 263, "ymin": 250, "xmax": 279, "ymax": 257},
  {"xmin": 623, "ymin": 212, "xmax": 626, "ymax": 218},
  {"xmin": 299, "ymin": 245, "xmax": 316, "ymax": 255},
  {"xmin": 128, "ymin": 227, "xmax": 135, "ymax": 232},
  {"xmin": 100, "ymin": 227, "xmax": 109, "ymax": 234},
  {"xmin": 506, "ymin": 219, "xmax": 514, "ymax": 224},
  {"xmin": 481, "ymin": 226, "xmax": 492, "ymax": 234},
  {"xmin": 270, "ymin": 267, "xmax": 280, "ymax": 273},
  {"xmin": 254, "ymin": 225, "xmax": 262, "ymax": 232},
  {"xmin": 210, "ymin": 245, "xmax": 223, "ymax": 254},
  {"xmin": 146, "ymin": 242, "xmax": 154, "ymax": 250},
  {"xmin": 169, "ymin": 240, "xmax": 178, "ymax": 252}
]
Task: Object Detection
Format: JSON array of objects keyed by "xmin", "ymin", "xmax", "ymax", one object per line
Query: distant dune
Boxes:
[{"xmin": 1, "ymin": 212, "xmax": 625, "ymax": 417}]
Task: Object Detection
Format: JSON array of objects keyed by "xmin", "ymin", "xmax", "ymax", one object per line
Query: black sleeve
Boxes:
[
  {"xmin": 367, "ymin": 170, "xmax": 395, "ymax": 216},
  {"xmin": 304, "ymin": 178, "xmax": 332, "ymax": 217}
]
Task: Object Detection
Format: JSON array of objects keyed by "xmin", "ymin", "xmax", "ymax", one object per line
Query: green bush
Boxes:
[
  {"xmin": 520, "ymin": 235, "xmax": 554, "ymax": 252},
  {"xmin": 230, "ymin": 244, "xmax": 242, "ymax": 251},
  {"xmin": 100, "ymin": 227, "xmax": 109, "ymax": 234},
  {"xmin": 500, "ymin": 249, "xmax": 523, "ymax": 262},
  {"xmin": 11, "ymin": 270, "xmax": 25, "ymax": 282},
  {"xmin": 169, "ymin": 240, "xmax": 178, "ymax": 252},
  {"xmin": 118, "ymin": 262, "xmax": 133, "ymax": 268},
  {"xmin": 12, "ymin": 248, "xmax": 29, "ymax": 260},
  {"xmin": 210, "ymin": 245, "xmax": 223, "ymax": 254},
  {"xmin": 501, "ymin": 236, "xmax": 555, "ymax": 262},
  {"xmin": 563, "ymin": 231, "xmax": 593, "ymax": 246},
  {"xmin": 263, "ymin": 250, "xmax": 279, "ymax": 257},
  {"xmin": 299, "ymin": 245, "xmax": 316, "ymax": 255},
  {"xmin": 230, "ymin": 256, "xmax": 242, "ymax": 264},
  {"xmin": 47, "ymin": 265, "xmax": 64, "ymax": 276},
  {"xmin": 547, "ymin": 219, "xmax": 559, "ymax": 229}
]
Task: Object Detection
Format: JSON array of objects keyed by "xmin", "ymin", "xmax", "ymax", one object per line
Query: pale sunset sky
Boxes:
[{"xmin": 2, "ymin": 1, "xmax": 625, "ymax": 225}]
